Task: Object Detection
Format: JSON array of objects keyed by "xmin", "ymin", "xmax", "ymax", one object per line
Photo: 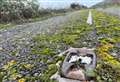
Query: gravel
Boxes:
[
  {"xmin": 0, "ymin": 11, "xmax": 80, "ymax": 45},
  {"xmin": 0, "ymin": 11, "xmax": 80, "ymax": 50}
]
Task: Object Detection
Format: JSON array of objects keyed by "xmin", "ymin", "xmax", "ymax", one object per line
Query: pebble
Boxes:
[
  {"xmin": 111, "ymin": 53, "xmax": 117, "ymax": 56},
  {"xmin": 34, "ymin": 73, "xmax": 39, "ymax": 76},
  {"xmin": 0, "ymin": 47, "xmax": 3, "ymax": 51}
]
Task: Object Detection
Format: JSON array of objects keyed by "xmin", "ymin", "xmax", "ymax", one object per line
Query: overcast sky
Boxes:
[{"xmin": 38, "ymin": 0, "xmax": 104, "ymax": 9}]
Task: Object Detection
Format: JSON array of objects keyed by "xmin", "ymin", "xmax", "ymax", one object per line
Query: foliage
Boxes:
[
  {"xmin": 93, "ymin": 11, "xmax": 120, "ymax": 81},
  {"xmin": 0, "ymin": 10, "xmax": 120, "ymax": 82},
  {"xmin": 70, "ymin": 3, "xmax": 87, "ymax": 9},
  {"xmin": 92, "ymin": 0, "xmax": 120, "ymax": 8},
  {"xmin": 0, "ymin": 0, "xmax": 40, "ymax": 22},
  {"xmin": 21, "ymin": 10, "xmax": 120, "ymax": 82},
  {"xmin": 0, "ymin": 23, "xmax": 14, "ymax": 29},
  {"xmin": 0, "ymin": 0, "xmax": 69, "ymax": 24}
]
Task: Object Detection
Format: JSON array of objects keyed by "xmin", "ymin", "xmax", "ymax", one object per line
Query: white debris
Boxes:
[
  {"xmin": 80, "ymin": 56, "xmax": 92, "ymax": 64},
  {"xmin": 69, "ymin": 56, "xmax": 92, "ymax": 65},
  {"xmin": 56, "ymin": 61, "xmax": 62, "ymax": 67},
  {"xmin": 69, "ymin": 55, "xmax": 79, "ymax": 63},
  {"xmin": 87, "ymin": 11, "xmax": 93, "ymax": 25},
  {"xmin": 0, "ymin": 47, "xmax": 3, "ymax": 51},
  {"xmin": 50, "ymin": 72, "xmax": 60, "ymax": 80},
  {"xmin": 58, "ymin": 52, "xmax": 65, "ymax": 57},
  {"xmin": 111, "ymin": 53, "xmax": 117, "ymax": 56},
  {"xmin": 0, "ymin": 34, "xmax": 2, "ymax": 37}
]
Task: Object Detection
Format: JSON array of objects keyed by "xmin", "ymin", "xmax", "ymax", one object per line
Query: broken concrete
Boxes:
[{"xmin": 51, "ymin": 47, "xmax": 96, "ymax": 82}]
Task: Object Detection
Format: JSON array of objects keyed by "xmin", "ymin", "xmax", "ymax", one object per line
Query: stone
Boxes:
[
  {"xmin": 51, "ymin": 72, "xmax": 83, "ymax": 82},
  {"xmin": 0, "ymin": 47, "xmax": 3, "ymax": 51},
  {"xmin": 53, "ymin": 47, "xmax": 96, "ymax": 81},
  {"xmin": 80, "ymin": 56, "xmax": 92, "ymax": 65},
  {"xmin": 69, "ymin": 56, "xmax": 92, "ymax": 64},
  {"xmin": 69, "ymin": 55, "xmax": 80, "ymax": 63},
  {"xmin": 67, "ymin": 68, "xmax": 86, "ymax": 81},
  {"xmin": 111, "ymin": 53, "xmax": 117, "ymax": 56}
]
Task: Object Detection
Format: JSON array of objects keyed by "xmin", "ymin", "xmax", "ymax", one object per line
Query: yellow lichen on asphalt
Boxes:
[{"xmin": 97, "ymin": 43, "xmax": 120, "ymax": 68}]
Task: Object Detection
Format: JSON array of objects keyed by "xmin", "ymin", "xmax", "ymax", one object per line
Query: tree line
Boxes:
[
  {"xmin": 0, "ymin": 0, "xmax": 87, "ymax": 23},
  {"xmin": 0, "ymin": 0, "xmax": 40, "ymax": 23}
]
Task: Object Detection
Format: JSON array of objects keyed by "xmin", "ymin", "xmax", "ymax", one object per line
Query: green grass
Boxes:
[
  {"xmin": 92, "ymin": 2, "xmax": 120, "ymax": 8},
  {"xmin": 0, "ymin": 23, "xmax": 14, "ymax": 29},
  {"xmin": 0, "ymin": 10, "xmax": 69, "ymax": 30},
  {"xmin": 32, "ymin": 10, "xmax": 120, "ymax": 82}
]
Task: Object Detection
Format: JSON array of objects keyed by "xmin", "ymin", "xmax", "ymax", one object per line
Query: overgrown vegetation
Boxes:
[
  {"xmin": 0, "ymin": 9, "xmax": 120, "ymax": 82},
  {"xmin": 0, "ymin": 0, "xmax": 40, "ymax": 22},
  {"xmin": 0, "ymin": 0, "xmax": 72, "ymax": 29},
  {"xmin": 0, "ymin": 23, "xmax": 14, "ymax": 29},
  {"xmin": 32, "ymin": 10, "xmax": 120, "ymax": 82},
  {"xmin": 92, "ymin": 0, "xmax": 120, "ymax": 8},
  {"xmin": 70, "ymin": 3, "xmax": 87, "ymax": 9}
]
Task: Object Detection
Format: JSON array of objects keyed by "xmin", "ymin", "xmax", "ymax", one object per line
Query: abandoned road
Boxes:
[
  {"xmin": 0, "ymin": 9, "xmax": 120, "ymax": 82},
  {"xmin": 0, "ymin": 11, "xmax": 81, "ymax": 45},
  {"xmin": 0, "ymin": 10, "xmax": 85, "ymax": 69}
]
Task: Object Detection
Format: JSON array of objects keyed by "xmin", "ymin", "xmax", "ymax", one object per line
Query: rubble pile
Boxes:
[{"xmin": 51, "ymin": 47, "xmax": 96, "ymax": 82}]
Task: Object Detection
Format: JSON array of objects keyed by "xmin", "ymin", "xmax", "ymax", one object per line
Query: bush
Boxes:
[
  {"xmin": 70, "ymin": 3, "xmax": 87, "ymax": 9},
  {"xmin": 0, "ymin": 0, "xmax": 39, "ymax": 23}
]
